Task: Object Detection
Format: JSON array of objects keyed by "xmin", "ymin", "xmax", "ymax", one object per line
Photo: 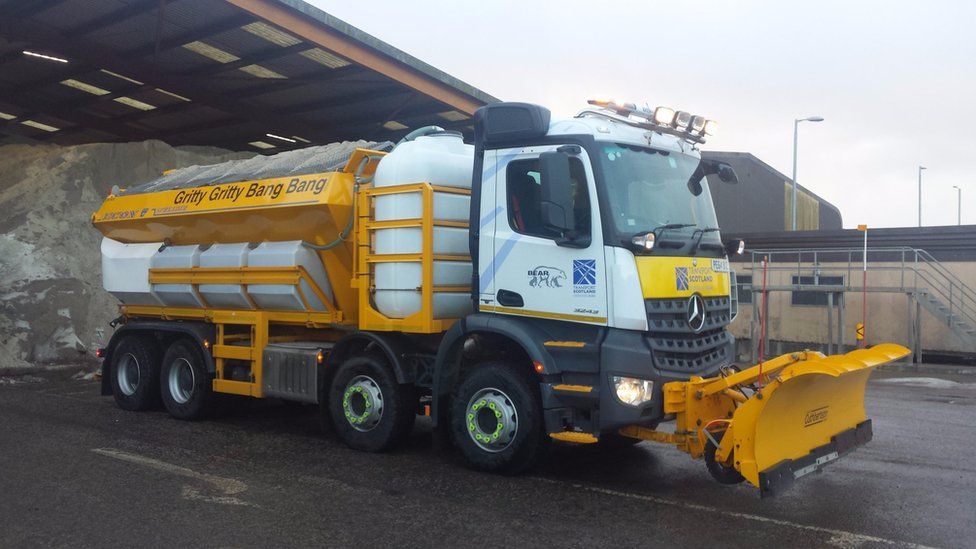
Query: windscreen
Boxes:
[{"xmin": 598, "ymin": 144, "xmax": 720, "ymax": 243}]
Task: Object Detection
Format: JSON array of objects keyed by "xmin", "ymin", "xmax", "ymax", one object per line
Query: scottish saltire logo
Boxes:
[
  {"xmin": 573, "ymin": 259, "xmax": 597, "ymax": 297},
  {"xmin": 676, "ymin": 267, "xmax": 689, "ymax": 291}
]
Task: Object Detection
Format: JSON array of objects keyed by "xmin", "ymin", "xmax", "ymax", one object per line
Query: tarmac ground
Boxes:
[{"xmin": 0, "ymin": 367, "xmax": 972, "ymax": 548}]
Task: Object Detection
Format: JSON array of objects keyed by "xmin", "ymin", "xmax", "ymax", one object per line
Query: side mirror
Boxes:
[
  {"xmin": 717, "ymin": 163, "xmax": 738, "ymax": 184},
  {"xmin": 700, "ymin": 159, "xmax": 739, "ymax": 185},
  {"xmin": 724, "ymin": 238, "xmax": 746, "ymax": 256},
  {"xmin": 539, "ymin": 151, "xmax": 575, "ymax": 233}
]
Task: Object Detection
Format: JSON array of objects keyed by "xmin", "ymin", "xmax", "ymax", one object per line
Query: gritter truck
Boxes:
[{"xmin": 92, "ymin": 100, "xmax": 908, "ymax": 496}]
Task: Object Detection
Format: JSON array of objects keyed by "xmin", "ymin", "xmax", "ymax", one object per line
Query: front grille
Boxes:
[{"xmin": 646, "ymin": 297, "xmax": 732, "ymax": 373}]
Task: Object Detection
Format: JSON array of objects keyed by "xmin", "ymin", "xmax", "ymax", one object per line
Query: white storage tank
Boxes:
[
  {"xmin": 247, "ymin": 240, "xmax": 334, "ymax": 311},
  {"xmin": 372, "ymin": 131, "xmax": 474, "ymax": 319},
  {"xmin": 151, "ymin": 244, "xmax": 205, "ymax": 308},
  {"xmin": 198, "ymin": 243, "xmax": 254, "ymax": 309},
  {"xmin": 101, "ymin": 237, "xmax": 162, "ymax": 306}
]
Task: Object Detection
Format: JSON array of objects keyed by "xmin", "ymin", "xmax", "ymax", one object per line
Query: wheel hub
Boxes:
[
  {"xmin": 117, "ymin": 353, "xmax": 140, "ymax": 396},
  {"xmin": 342, "ymin": 375, "xmax": 384, "ymax": 432},
  {"xmin": 466, "ymin": 388, "xmax": 518, "ymax": 453},
  {"xmin": 168, "ymin": 358, "xmax": 195, "ymax": 404}
]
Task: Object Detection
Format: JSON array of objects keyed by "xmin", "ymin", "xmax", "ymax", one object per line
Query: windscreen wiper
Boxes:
[
  {"xmin": 689, "ymin": 227, "xmax": 720, "ymax": 255},
  {"xmin": 652, "ymin": 223, "xmax": 695, "ymax": 239},
  {"xmin": 626, "ymin": 223, "xmax": 695, "ymax": 251}
]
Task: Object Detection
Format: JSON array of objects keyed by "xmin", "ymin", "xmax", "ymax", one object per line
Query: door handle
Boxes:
[{"xmin": 496, "ymin": 289, "xmax": 524, "ymax": 307}]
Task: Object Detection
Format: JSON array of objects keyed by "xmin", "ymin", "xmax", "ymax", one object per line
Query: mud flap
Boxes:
[{"xmin": 728, "ymin": 344, "xmax": 909, "ymax": 495}]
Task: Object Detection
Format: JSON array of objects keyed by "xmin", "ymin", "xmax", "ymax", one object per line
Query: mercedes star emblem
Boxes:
[{"xmin": 687, "ymin": 294, "xmax": 706, "ymax": 332}]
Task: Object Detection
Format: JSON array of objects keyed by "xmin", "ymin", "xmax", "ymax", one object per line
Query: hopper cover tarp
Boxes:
[{"xmin": 122, "ymin": 140, "xmax": 394, "ymax": 195}]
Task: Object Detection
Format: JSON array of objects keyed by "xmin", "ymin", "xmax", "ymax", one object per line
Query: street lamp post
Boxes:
[
  {"xmin": 791, "ymin": 116, "xmax": 825, "ymax": 231},
  {"xmin": 917, "ymin": 165, "xmax": 927, "ymax": 227},
  {"xmin": 953, "ymin": 185, "xmax": 962, "ymax": 225}
]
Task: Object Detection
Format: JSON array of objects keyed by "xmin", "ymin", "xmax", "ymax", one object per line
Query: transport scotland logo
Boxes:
[
  {"xmin": 572, "ymin": 259, "xmax": 597, "ymax": 297},
  {"xmin": 573, "ymin": 259, "xmax": 596, "ymax": 285},
  {"xmin": 676, "ymin": 267, "xmax": 689, "ymax": 290}
]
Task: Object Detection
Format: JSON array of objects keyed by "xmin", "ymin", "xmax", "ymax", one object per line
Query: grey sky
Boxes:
[{"xmin": 311, "ymin": 0, "xmax": 975, "ymax": 228}]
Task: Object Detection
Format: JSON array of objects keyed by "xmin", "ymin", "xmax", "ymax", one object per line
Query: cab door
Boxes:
[{"xmin": 482, "ymin": 145, "xmax": 607, "ymax": 325}]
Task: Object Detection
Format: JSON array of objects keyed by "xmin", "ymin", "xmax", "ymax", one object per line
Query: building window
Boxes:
[
  {"xmin": 506, "ymin": 157, "xmax": 590, "ymax": 240},
  {"xmin": 791, "ymin": 275, "xmax": 844, "ymax": 306},
  {"xmin": 736, "ymin": 274, "xmax": 753, "ymax": 304}
]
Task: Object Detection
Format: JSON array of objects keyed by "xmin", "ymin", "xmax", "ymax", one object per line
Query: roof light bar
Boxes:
[
  {"xmin": 584, "ymin": 98, "xmax": 717, "ymax": 144},
  {"xmin": 23, "ymin": 50, "xmax": 68, "ymax": 63}
]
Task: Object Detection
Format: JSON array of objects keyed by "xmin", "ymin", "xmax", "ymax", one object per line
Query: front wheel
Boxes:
[{"xmin": 450, "ymin": 361, "xmax": 548, "ymax": 474}]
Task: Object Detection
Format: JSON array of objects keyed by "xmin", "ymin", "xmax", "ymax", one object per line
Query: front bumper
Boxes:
[{"xmin": 541, "ymin": 327, "xmax": 733, "ymax": 435}]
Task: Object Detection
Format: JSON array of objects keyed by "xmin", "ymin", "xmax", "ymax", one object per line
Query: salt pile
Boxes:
[{"xmin": 0, "ymin": 140, "xmax": 247, "ymax": 369}]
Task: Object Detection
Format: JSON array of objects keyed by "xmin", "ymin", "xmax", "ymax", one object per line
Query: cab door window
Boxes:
[{"xmin": 506, "ymin": 157, "xmax": 590, "ymax": 240}]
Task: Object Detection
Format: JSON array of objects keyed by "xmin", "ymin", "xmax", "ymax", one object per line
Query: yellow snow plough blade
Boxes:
[{"xmin": 619, "ymin": 343, "xmax": 910, "ymax": 496}]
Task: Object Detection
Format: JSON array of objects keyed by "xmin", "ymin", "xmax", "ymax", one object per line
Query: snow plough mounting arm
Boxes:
[{"xmin": 619, "ymin": 344, "xmax": 910, "ymax": 496}]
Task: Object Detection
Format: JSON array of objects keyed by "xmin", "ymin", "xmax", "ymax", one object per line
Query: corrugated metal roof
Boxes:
[{"xmin": 0, "ymin": 0, "xmax": 497, "ymax": 151}]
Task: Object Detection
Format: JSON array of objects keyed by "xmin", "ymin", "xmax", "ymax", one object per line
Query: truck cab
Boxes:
[{"xmin": 432, "ymin": 101, "xmax": 741, "ymax": 469}]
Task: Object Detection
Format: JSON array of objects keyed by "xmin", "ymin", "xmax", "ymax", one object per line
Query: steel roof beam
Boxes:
[
  {"xmin": 68, "ymin": 0, "xmax": 176, "ymax": 37},
  {"xmin": 1, "ymin": 16, "xmax": 326, "ymax": 143},
  {"xmin": 226, "ymin": 0, "xmax": 492, "ymax": 113},
  {"xmin": 181, "ymin": 42, "xmax": 311, "ymax": 76},
  {"xmin": 123, "ymin": 14, "xmax": 254, "ymax": 58},
  {"xmin": 0, "ymin": 88, "xmax": 156, "ymax": 141},
  {"xmin": 231, "ymin": 64, "xmax": 361, "ymax": 99},
  {"xmin": 0, "ymin": 0, "xmax": 69, "ymax": 19},
  {"xmin": 0, "ymin": 14, "xmax": 257, "ymax": 107},
  {"xmin": 273, "ymin": 86, "xmax": 407, "ymax": 116}
]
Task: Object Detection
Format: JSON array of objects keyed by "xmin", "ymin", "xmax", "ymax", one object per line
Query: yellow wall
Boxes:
[{"xmin": 783, "ymin": 184, "xmax": 820, "ymax": 231}]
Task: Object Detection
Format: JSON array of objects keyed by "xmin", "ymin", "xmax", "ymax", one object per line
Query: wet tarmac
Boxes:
[{"xmin": 1, "ymin": 369, "xmax": 972, "ymax": 548}]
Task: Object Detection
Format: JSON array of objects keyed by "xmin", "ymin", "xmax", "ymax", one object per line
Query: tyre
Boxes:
[
  {"xmin": 109, "ymin": 335, "xmax": 161, "ymax": 411},
  {"xmin": 160, "ymin": 339, "xmax": 214, "ymax": 420},
  {"xmin": 328, "ymin": 352, "xmax": 416, "ymax": 452},
  {"xmin": 704, "ymin": 438, "xmax": 745, "ymax": 485},
  {"xmin": 450, "ymin": 361, "xmax": 548, "ymax": 474}
]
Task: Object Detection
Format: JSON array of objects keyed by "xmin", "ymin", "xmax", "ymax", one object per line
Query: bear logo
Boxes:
[{"xmin": 528, "ymin": 266, "xmax": 567, "ymax": 288}]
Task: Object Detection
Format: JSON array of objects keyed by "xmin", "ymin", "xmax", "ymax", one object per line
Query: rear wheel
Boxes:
[
  {"xmin": 328, "ymin": 352, "xmax": 416, "ymax": 452},
  {"xmin": 451, "ymin": 361, "xmax": 548, "ymax": 474},
  {"xmin": 160, "ymin": 339, "xmax": 214, "ymax": 420},
  {"xmin": 109, "ymin": 335, "xmax": 161, "ymax": 411}
]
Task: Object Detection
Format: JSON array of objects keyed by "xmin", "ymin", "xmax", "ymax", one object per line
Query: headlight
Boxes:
[
  {"xmin": 631, "ymin": 232, "xmax": 655, "ymax": 251},
  {"xmin": 613, "ymin": 376, "xmax": 654, "ymax": 406}
]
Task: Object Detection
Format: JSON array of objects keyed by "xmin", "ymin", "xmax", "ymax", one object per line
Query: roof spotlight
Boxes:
[
  {"xmin": 653, "ymin": 106, "xmax": 675, "ymax": 126},
  {"xmin": 674, "ymin": 111, "xmax": 692, "ymax": 128},
  {"xmin": 704, "ymin": 120, "xmax": 719, "ymax": 136},
  {"xmin": 690, "ymin": 115, "xmax": 706, "ymax": 133}
]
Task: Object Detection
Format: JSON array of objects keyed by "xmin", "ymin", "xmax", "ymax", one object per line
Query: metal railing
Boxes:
[{"xmin": 741, "ymin": 247, "xmax": 976, "ymax": 338}]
